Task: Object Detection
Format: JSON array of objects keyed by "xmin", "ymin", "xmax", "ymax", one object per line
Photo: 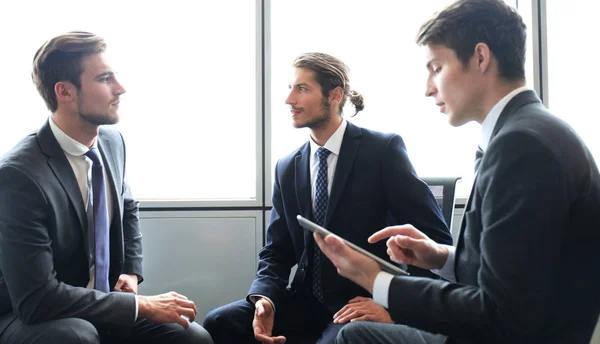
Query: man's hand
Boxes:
[
  {"xmin": 114, "ymin": 274, "xmax": 139, "ymax": 294},
  {"xmin": 334, "ymin": 296, "xmax": 393, "ymax": 324},
  {"xmin": 253, "ymin": 298, "xmax": 286, "ymax": 344},
  {"xmin": 369, "ymin": 225, "xmax": 449, "ymax": 270},
  {"xmin": 137, "ymin": 291, "xmax": 197, "ymax": 329},
  {"xmin": 313, "ymin": 233, "xmax": 381, "ymax": 293}
]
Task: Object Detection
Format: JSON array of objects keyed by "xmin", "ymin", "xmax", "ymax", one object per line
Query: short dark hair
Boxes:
[
  {"xmin": 32, "ymin": 31, "xmax": 106, "ymax": 112},
  {"xmin": 293, "ymin": 52, "xmax": 364, "ymax": 116},
  {"xmin": 416, "ymin": 0, "xmax": 526, "ymax": 81}
]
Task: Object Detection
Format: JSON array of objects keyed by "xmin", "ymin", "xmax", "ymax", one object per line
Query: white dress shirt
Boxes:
[{"xmin": 373, "ymin": 86, "xmax": 530, "ymax": 308}]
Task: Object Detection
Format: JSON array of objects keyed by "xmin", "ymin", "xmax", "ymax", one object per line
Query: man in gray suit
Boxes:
[
  {"xmin": 314, "ymin": 0, "xmax": 600, "ymax": 343},
  {"xmin": 0, "ymin": 31, "xmax": 213, "ymax": 344}
]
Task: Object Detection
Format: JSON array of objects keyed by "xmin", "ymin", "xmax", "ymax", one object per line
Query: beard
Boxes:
[
  {"xmin": 294, "ymin": 97, "xmax": 332, "ymax": 129},
  {"xmin": 77, "ymin": 99, "xmax": 119, "ymax": 126}
]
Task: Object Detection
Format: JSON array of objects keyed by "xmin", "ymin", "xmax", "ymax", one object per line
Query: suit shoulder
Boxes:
[
  {"xmin": 99, "ymin": 126, "xmax": 124, "ymax": 143},
  {"xmin": 355, "ymin": 126, "xmax": 405, "ymax": 151},
  {"xmin": 357, "ymin": 125, "xmax": 401, "ymax": 141},
  {"xmin": 489, "ymin": 106, "xmax": 595, "ymax": 187},
  {"xmin": 496, "ymin": 105, "xmax": 583, "ymax": 156},
  {"xmin": 275, "ymin": 142, "xmax": 308, "ymax": 169},
  {"xmin": 0, "ymin": 132, "xmax": 43, "ymax": 170}
]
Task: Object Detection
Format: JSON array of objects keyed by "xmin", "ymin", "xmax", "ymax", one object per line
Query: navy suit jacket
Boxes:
[
  {"xmin": 386, "ymin": 91, "xmax": 600, "ymax": 343},
  {"xmin": 248, "ymin": 121, "xmax": 452, "ymax": 314},
  {"xmin": 0, "ymin": 120, "xmax": 143, "ymax": 334}
]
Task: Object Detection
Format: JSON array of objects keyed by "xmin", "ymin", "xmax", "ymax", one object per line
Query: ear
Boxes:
[
  {"xmin": 473, "ymin": 42, "xmax": 492, "ymax": 73},
  {"xmin": 54, "ymin": 81, "xmax": 77, "ymax": 104},
  {"xmin": 328, "ymin": 86, "xmax": 344, "ymax": 104}
]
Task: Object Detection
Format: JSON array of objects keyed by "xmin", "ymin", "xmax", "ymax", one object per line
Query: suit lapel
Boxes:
[
  {"xmin": 294, "ymin": 142, "xmax": 313, "ymax": 249},
  {"xmin": 37, "ymin": 121, "xmax": 87, "ymax": 231},
  {"xmin": 325, "ymin": 122, "xmax": 361, "ymax": 228}
]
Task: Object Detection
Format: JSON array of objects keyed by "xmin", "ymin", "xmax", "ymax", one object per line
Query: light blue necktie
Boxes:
[
  {"xmin": 312, "ymin": 147, "xmax": 331, "ymax": 303},
  {"xmin": 86, "ymin": 148, "xmax": 110, "ymax": 293}
]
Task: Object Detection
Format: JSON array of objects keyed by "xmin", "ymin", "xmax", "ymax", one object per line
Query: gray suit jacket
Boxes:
[
  {"xmin": 0, "ymin": 120, "xmax": 143, "ymax": 334},
  {"xmin": 386, "ymin": 91, "xmax": 600, "ymax": 343}
]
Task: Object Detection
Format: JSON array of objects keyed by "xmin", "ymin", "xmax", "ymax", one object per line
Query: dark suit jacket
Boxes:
[
  {"xmin": 248, "ymin": 121, "xmax": 452, "ymax": 314},
  {"xmin": 387, "ymin": 91, "xmax": 600, "ymax": 343},
  {"xmin": 0, "ymin": 120, "xmax": 143, "ymax": 334}
]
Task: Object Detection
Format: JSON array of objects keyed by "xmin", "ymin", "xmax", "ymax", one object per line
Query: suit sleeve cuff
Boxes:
[
  {"xmin": 249, "ymin": 294, "xmax": 276, "ymax": 313},
  {"xmin": 373, "ymin": 271, "xmax": 395, "ymax": 309},
  {"xmin": 430, "ymin": 245, "xmax": 456, "ymax": 282}
]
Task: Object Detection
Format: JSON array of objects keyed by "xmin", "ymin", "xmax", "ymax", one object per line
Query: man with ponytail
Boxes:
[{"xmin": 204, "ymin": 52, "xmax": 451, "ymax": 344}]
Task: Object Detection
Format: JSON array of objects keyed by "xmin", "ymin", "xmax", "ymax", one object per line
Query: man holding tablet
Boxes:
[
  {"xmin": 314, "ymin": 1, "xmax": 600, "ymax": 343},
  {"xmin": 204, "ymin": 52, "xmax": 452, "ymax": 344}
]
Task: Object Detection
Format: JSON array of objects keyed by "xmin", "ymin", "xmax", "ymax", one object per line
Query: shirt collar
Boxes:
[
  {"xmin": 49, "ymin": 117, "xmax": 94, "ymax": 156},
  {"xmin": 309, "ymin": 118, "xmax": 347, "ymax": 157},
  {"xmin": 479, "ymin": 86, "xmax": 529, "ymax": 152}
]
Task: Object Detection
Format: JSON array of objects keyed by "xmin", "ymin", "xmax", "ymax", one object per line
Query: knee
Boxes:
[
  {"xmin": 202, "ymin": 307, "xmax": 222, "ymax": 333},
  {"xmin": 50, "ymin": 318, "xmax": 100, "ymax": 344},
  {"xmin": 203, "ymin": 304, "xmax": 235, "ymax": 333},
  {"xmin": 336, "ymin": 322, "xmax": 369, "ymax": 344},
  {"xmin": 203, "ymin": 300, "xmax": 254, "ymax": 343}
]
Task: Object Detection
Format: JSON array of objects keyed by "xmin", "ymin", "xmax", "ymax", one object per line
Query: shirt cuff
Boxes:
[
  {"xmin": 249, "ymin": 294, "xmax": 276, "ymax": 313},
  {"xmin": 372, "ymin": 271, "xmax": 395, "ymax": 309},
  {"xmin": 430, "ymin": 245, "xmax": 456, "ymax": 282},
  {"xmin": 134, "ymin": 294, "xmax": 138, "ymax": 321}
]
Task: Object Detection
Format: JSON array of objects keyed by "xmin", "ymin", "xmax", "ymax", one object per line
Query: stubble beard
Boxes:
[
  {"xmin": 295, "ymin": 97, "xmax": 332, "ymax": 130},
  {"xmin": 77, "ymin": 100, "xmax": 119, "ymax": 126}
]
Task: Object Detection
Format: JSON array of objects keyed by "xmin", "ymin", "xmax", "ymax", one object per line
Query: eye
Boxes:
[
  {"xmin": 299, "ymin": 86, "xmax": 307, "ymax": 91},
  {"xmin": 98, "ymin": 73, "xmax": 116, "ymax": 83},
  {"xmin": 433, "ymin": 67, "xmax": 442, "ymax": 75}
]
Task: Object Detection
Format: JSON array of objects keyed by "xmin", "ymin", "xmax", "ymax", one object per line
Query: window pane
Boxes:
[
  {"xmin": 270, "ymin": 0, "xmax": 528, "ymax": 197},
  {"xmin": 0, "ymin": 0, "xmax": 257, "ymax": 201},
  {"xmin": 546, "ymin": 1, "xmax": 600, "ymax": 165}
]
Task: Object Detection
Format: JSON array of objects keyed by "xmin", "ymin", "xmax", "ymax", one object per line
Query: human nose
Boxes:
[
  {"xmin": 285, "ymin": 89, "xmax": 295, "ymax": 105},
  {"xmin": 425, "ymin": 75, "xmax": 436, "ymax": 98},
  {"xmin": 114, "ymin": 77, "xmax": 126, "ymax": 96}
]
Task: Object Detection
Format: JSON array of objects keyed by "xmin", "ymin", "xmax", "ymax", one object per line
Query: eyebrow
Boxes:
[
  {"xmin": 95, "ymin": 71, "xmax": 114, "ymax": 80},
  {"xmin": 289, "ymin": 82, "xmax": 309, "ymax": 89}
]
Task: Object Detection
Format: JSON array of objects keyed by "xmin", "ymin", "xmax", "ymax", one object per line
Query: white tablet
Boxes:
[{"xmin": 297, "ymin": 215, "xmax": 409, "ymax": 276}]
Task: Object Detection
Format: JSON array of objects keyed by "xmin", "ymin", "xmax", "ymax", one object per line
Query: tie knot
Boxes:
[
  {"xmin": 316, "ymin": 147, "xmax": 331, "ymax": 162},
  {"xmin": 85, "ymin": 147, "xmax": 103, "ymax": 166}
]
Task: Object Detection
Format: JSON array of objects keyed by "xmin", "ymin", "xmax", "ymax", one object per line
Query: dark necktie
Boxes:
[
  {"xmin": 86, "ymin": 148, "xmax": 110, "ymax": 293},
  {"xmin": 312, "ymin": 147, "xmax": 331, "ymax": 303}
]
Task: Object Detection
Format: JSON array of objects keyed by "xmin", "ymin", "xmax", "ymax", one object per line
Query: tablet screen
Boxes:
[{"xmin": 297, "ymin": 215, "xmax": 409, "ymax": 276}]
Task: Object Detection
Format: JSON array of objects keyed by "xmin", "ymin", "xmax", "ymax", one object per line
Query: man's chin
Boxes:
[
  {"xmin": 292, "ymin": 119, "xmax": 312, "ymax": 129},
  {"xmin": 447, "ymin": 113, "xmax": 469, "ymax": 127},
  {"xmin": 81, "ymin": 114, "xmax": 120, "ymax": 126}
]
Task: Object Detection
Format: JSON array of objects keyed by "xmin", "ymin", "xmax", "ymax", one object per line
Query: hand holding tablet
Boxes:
[{"xmin": 297, "ymin": 215, "xmax": 409, "ymax": 276}]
